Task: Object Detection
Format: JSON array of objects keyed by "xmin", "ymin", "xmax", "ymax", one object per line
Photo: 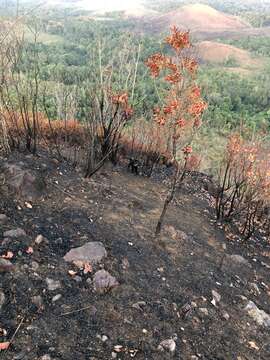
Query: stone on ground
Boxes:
[
  {"xmin": 4, "ymin": 164, "xmax": 46, "ymax": 201},
  {"xmin": 64, "ymin": 242, "xmax": 107, "ymax": 264},
  {"xmin": 0, "ymin": 258, "xmax": 14, "ymax": 272},
  {"xmin": 3, "ymin": 228, "xmax": 26, "ymax": 238},
  {"xmin": 244, "ymin": 300, "xmax": 270, "ymax": 327},
  {"xmin": 93, "ymin": 270, "xmax": 119, "ymax": 293}
]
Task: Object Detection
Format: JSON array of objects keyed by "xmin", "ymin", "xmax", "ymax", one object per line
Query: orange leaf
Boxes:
[
  {"xmin": 0, "ymin": 342, "xmax": 10, "ymax": 350},
  {"xmin": 26, "ymin": 247, "xmax": 34, "ymax": 254},
  {"xmin": 83, "ymin": 263, "xmax": 92, "ymax": 274},
  {"xmin": 1, "ymin": 251, "xmax": 14, "ymax": 259}
]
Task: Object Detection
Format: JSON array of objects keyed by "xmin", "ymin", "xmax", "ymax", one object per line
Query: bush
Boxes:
[{"xmin": 216, "ymin": 133, "xmax": 270, "ymax": 239}]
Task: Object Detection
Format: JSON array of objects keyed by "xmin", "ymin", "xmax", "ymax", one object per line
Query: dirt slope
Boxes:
[
  {"xmin": 196, "ymin": 40, "xmax": 262, "ymax": 68},
  {"xmin": 0, "ymin": 151, "xmax": 269, "ymax": 359},
  {"xmin": 141, "ymin": 4, "xmax": 250, "ymax": 35}
]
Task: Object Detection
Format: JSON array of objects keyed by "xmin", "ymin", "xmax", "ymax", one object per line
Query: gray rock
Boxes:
[
  {"xmin": 4, "ymin": 164, "xmax": 46, "ymax": 201},
  {"xmin": 0, "ymin": 214, "xmax": 8, "ymax": 224},
  {"xmin": 52, "ymin": 294, "xmax": 62, "ymax": 303},
  {"xmin": 93, "ymin": 270, "xmax": 119, "ymax": 293},
  {"xmin": 0, "ymin": 258, "xmax": 14, "ymax": 272},
  {"xmin": 35, "ymin": 234, "xmax": 47, "ymax": 245},
  {"xmin": 46, "ymin": 278, "xmax": 61, "ymax": 291},
  {"xmin": 40, "ymin": 355, "xmax": 52, "ymax": 360},
  {"xmin": 121, "ymin": 257, "xmax": 130, "ymax": 270},
  {"xmin": 3, "ymin": 228, "xmax": 26, "ymax": 238},
  {"xmin": 211, "ymin": 290, "xmax": 221, "ymax": 307},
  {"xmin": 221, "ymin": 310, "xmax": 230, "ymax": 320},
  {"xmin": 248, "ymin": 282, "xmax": 261, "ymax": 296},
  {"xmin": 0, "ymin": 290, "xmax": 5, "ymax": 310},
  {"xmin": 158, "ymin": 335, "xmax": 177, "ymax": 353},
  {"xmin": 229, "ymin": 255, "xmax": 251, "ymax": 266},
  {"xmin": 31, "ymin": 295, "xmax": 44, "ymax": 310},
  {"xmin": 198, "ymin": 307, "xmax": 209, "ymax": 316},
  {"xmin": 64, "ymin": 242, "xmax": 107, "ymax": 264},
  {"xmin": 244, "ymin": 300, "xmax": 270, "ymax": 327},
  {"xmin": 222, "ymin": 254, "xmax": 252, "ymax": 276}
]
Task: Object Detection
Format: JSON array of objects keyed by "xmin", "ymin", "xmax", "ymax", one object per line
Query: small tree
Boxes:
[
  {"xmin": 216, "ymin": 133, "xmax": 270, "ymax": 239},
  {"xmin": 145, "ymin": 27, "xmax": 207, "ymax": 236}
]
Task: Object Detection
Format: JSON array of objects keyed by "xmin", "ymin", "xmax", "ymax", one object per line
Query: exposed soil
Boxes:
[
  {"xmin": 0, "ymin": 150, "xmax": 269, "ymax": 360},
  {"xmin": 195, "ymin": 41, "xmax": 264, "ymax": 69}
]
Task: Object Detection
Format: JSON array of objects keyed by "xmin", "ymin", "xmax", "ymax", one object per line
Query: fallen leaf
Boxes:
[
  {"xmin": 26, "ymin": 247, "xmax": 34, "ymax": 254},
  {"xmin": 1, "ymin": 251, "xmax": 14, "ymax": 259},
  {"xmin": 0, "ymin": 342, "xmax": 10, "ymax": 351},
  {"xmin": 83, "ymin": 263, "xmax": 92, "ymax": 274},
  {"xmin": 68, "ymin": 270, "xmax": 77, "ymax": 276}
]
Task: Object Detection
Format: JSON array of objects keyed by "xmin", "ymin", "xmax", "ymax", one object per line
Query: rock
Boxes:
[
  {"xmin": 4, "ymin": 164, "xmax": 46, "ymax": 201},
  {"xmin": 63, "ymin": 242, "xmax": 107, "ymax": 264},
  {"xmin": 222, "ymin": 310, "xmax": 230, "ymax": 321},
  {"xmin": 101, "ymin": 335, "xmax": 108, "ymax": 342},
  {"xmin": 248, "ymin": 283, "xmax": 261, "ymax": 296},
  {"xmin": 121, "ymin": 257, "xmax": 130, "ymax": 270},
  {"xmin": 0, "ymin": 258, "xmax": 14, "ymax": 272},
  {"xmin": 97, "ymin": 334, "xmax": 108, "ymax": 342},
  {"xmin": 198, "ymin": 308, "xmax": 209, "ymax": 316},
  {"xmin": 3, "ymin": 228, "xmax": 26, "ymax": 238},
  {"xmin": 229, "ymin": 255, "xmax": 251, "ymax": 266},
  {"xmin": 244, "ymin": 300, "xmax": 270, "ymax": 327},
  {"xmin": 0, "ymin": 214, "xmax": 8, "ymax": 224},
  {"xmin": 40, "ymin": 355, "xmax": 52, "ymax": 360},
  {"xmin": 211, "ymin": 290, "xmax": 221, "ymax": 307},
  {"xmin": 180, "ymin": 302, "xmax": 193, "ymax": 319},
  {"xmin": 52, "ymin": 294, "xmax": 62, "ymax": 303},
  {"xmin": 35, "ymin": 234, "xmax": 47, "ymax": 245},
  {"xmin": 93, "ymin": 270, "xmax": 119, "ymax": 293},
  {"xmin": 157, "ymin": 334, "xmax": 177, "ymax": 353},
  {"xmin": 31, "ymin": 295, "xmax": 44, "ymax": 310},
  {"xmin": 222, "ymin": 254, "xmax": 252, "ymax": 276},
  {"xmin": 111, "ymin": 352, "xmax": 117, "ymax": 359},
  {"xmin": 46, "ymin": 278, "xmax": 61, "ymax": 291},
  {"xmin": 0, "ymin": 290, "xmax": 5, "ymax": 310}
]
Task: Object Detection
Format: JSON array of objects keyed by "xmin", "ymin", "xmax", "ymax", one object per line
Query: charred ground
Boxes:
[{"xmin": 0, "ymin": 150, "xmax": 269, "ymax": 360}]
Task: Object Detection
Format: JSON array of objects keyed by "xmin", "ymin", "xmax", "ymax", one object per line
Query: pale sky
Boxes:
[
  {"xmin": 43, "ymin": 0, "xmax": 144, "ymax": 11},
  {"xmin": 78, "ymin": 0, "xmax": 143, "ymax": 11}
]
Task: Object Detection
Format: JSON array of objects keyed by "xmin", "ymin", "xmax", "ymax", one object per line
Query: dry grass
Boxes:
[
  {"xmin": 147, "ymin": 4, "xmax": 250, "ymax": 34},
  {"xmin": 196, "ymin": 40, "xmax": 264, "ymax": 69}
]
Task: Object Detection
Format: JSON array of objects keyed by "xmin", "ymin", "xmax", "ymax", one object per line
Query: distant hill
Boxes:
[
  {"xmin": 140, "ymin": 4, "xmax": 251, "ymax": 34},
  {"xmin": 196, "ymin": 40, "xmax": 258, "ymax": 67}
]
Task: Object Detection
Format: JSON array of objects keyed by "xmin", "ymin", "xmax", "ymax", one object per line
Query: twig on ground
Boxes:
[{"xmin": 60, "ymin": 305, "xmax": 95, "ymax": 317}]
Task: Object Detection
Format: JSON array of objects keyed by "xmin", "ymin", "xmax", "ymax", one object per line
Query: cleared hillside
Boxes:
[
  {"xmin": 196, "ymin": 40, "xmax": 262, "ymax": 68},
  {"xmin": 141, "ymin": 4, "xmax": 251, "ymax": 34}
]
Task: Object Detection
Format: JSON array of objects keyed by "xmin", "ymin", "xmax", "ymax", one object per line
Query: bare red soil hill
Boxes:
[
  {"xmin": 195, "ymin": 40, "xmax": 262, "ymax": 68},
  {"xmin": 141, "ymin": 4, "xmax": 251, "ymax": 35}
]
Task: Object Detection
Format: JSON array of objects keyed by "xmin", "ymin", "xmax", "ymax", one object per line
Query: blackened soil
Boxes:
[{"xmin": 0, "ymin": 151, "xmax": 269, "ymax": 360}]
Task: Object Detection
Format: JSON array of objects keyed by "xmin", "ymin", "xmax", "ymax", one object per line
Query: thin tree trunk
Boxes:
[
  {"xmin": 155, "ymin": 158, "xmax": 188, "ymax": 236},
  {"xmin": 155, "ymin": 165, "xmax": 180, "ymax": 236}
]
